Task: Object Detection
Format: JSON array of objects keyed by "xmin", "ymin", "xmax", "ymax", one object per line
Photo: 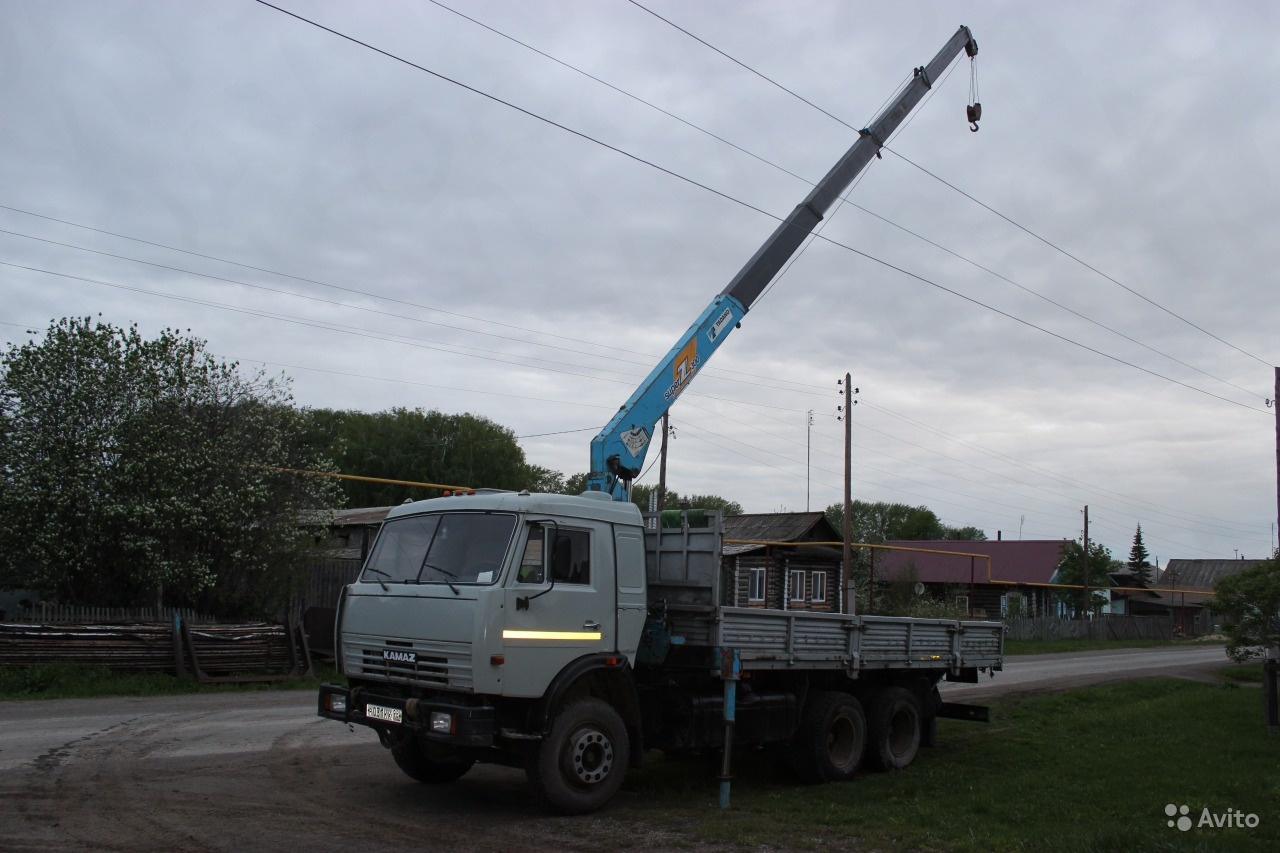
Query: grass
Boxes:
[
  {"xmin": 608, "ymin": 672, "xmax": 1278, "ymax": 851},
  {"xmin": 0, "ymin": 662, "xmax": 337, "ymax": 700}
]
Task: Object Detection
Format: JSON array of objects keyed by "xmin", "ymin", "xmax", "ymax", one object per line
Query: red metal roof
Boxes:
[{"xmin": 876, "ymin": 540, "xmax": 1066, "ymax": 585}]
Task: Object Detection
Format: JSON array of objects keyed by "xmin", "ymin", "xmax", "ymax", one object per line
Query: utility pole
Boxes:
[
  {"xmin": 1273, "ymin": 367, "xmax": 1279, "ymax": 551},
  {"xmin": 657, "ymin": 412, "xmax": 670, "ymax": 514},
  {"xmin": 838, "ymin": 375, "xmax": 856, "ymax": 613},
  {"xmin": 806, "ymin": 410, "xmax": 814, "ymax": 512},
  {"xmin": 1082, "ymin": 505, "xmax": 1090, "ymax": 620}
]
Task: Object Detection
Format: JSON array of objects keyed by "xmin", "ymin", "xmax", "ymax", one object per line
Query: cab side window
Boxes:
[
  {"xmin": 551, "ymin": 529, "xmax": 590, "ymax": 585},
  {"xmin": 517, "ymin": 528, "xmax": 590, "ymax": 585}
]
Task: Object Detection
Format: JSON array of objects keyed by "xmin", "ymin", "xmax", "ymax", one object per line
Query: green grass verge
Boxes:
[
  {"xmin": 608, "ymin": 674, "xmax": 1278, "ymax": 851},
  {"xmin": 0, "ymin": 662, "xmax": 337, "ymax": 700}
]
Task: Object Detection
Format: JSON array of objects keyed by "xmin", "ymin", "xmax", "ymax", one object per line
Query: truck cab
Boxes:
[{"xmin": 319, "ymin": 490, "xmax": 650, "ymax": 812}]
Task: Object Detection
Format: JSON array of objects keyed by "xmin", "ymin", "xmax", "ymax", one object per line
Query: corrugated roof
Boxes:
[
  {"xmin": 1160, "ymin": 559, "xmax": 1265, "ymax": 591},
  {"xmin": 876, "ymin": 539, "xmax": 1066, "ymax": 585},
  {"xmin": 721, "ymin": 512, "xmax": 842, "ymax": 557}
]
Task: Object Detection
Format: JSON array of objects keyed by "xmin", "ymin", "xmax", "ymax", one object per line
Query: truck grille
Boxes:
[{"xmin": 343, "ymin": 634, "xmax": 474, "ymax": 691}]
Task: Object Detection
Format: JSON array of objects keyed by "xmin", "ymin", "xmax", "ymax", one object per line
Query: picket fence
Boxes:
[{"xmin": 1004, "ymin": 614, "xmax": 1177, "ymax": 641}]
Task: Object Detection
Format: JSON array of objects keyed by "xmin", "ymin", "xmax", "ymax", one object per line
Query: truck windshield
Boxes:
[{"xmin": 361, "ymin": 512, "xmax": 516, "ymax": 586}]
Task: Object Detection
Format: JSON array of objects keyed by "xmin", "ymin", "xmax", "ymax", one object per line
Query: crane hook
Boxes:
[{"xmin": 967, "ymin": 102, "xmax": 982, "ymax": 132}]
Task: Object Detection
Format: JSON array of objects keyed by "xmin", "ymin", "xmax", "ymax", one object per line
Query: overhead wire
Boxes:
[
  {"xmin": 12, "ymin": 3, "xmax": 1269, "ymax": 550},
  {"xmin": 628, "ymin": 1, "xmax": 1273, "ymax": 371}
]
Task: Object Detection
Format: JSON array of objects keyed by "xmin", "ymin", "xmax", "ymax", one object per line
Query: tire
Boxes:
[
  {"xmin": 390, "ymin": 738, "xmax": 475, "ymax": 784},
  {"xmin": 789, "ymin": 691, "xmax": 866, "ymax": 783},
  {"xmin": 528, "ymin": 697, "xmax": 630, "ymax": 815},
  {"xmin": 866, "ymin": 686, "xmax": 921, "ymax": 771}
]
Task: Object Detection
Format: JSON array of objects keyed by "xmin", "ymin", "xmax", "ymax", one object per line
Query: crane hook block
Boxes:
[{"xmin": 967, "ymin": 102, "xmax": 982, "ymax": 132}]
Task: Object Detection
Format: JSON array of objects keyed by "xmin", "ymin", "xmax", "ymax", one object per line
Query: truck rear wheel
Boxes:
[
  {"xmin": 790, "ymin": 691, "xmax": 866, "ymax": 783},
  {"xmin": 866, "ymin": 687, "xmax": 921, "ymax": 771},
  {"xmin": 528, "ymin": 697, "xmax": 630, "ymax": 815},
  {"xmin": 390, "ymin": 737, "xmax": 475, "ymax": 784}
]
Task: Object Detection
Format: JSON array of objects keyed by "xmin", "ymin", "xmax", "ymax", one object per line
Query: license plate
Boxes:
[{"xmin": 365, "ymin": 703, "xmax": 402, "ymax": 724}]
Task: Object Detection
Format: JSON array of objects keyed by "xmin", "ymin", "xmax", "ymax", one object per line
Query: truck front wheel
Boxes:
[
  {"xmin": 790, "ymin": 690, "xmax": 866, "ymax": 783},
  {"xmin": 866, "ymin": 687, "xmax": 921, "ymax": 771},
  {"xmin": 528, "ymin": 697, "xmax": 630, "ymax": 815},
  {"xmin": 390, "ymin": 737, "xmax": 475, "ymax": 784}
]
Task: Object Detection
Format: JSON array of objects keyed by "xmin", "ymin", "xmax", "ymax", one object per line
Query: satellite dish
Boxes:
[{"xmin": 913, "ymin": 582, "xmax": 925, "ymax": 596}]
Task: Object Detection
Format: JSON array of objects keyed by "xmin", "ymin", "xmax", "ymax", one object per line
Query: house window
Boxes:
[
  {"xmin": 1001, "ymin": 592, "xmax": 1026, "ymax": 618},
  {"xmin": 789, "ymin": 569, "xmax": 805, "ymax": 601},
  {"xmin": 955, "ymin": 595, "xmax": 969, "ymax": 615},
  {"xmin": 811, "ymin": 571, "xmax": 827, "ymax": 603},
  {"xmin": 748, "ymin": 568, "xmax": 767, "ymax": 602}
]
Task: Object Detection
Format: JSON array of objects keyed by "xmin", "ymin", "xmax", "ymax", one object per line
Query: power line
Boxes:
[
  {"xmin": 630, "ymin": 3, "xmax": 1273, "ymax": 373},
  {"xmin": 883, "ymin": 146, "xmax": 1275, "ymax": 368},
  {"xmin": 249, "ymin": 2, "xmax": 1267, "ymax": 414}
]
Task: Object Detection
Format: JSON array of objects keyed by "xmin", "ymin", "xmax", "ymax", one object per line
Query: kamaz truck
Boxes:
[{"xmin": 318, "ymin": 26, "xmax": 1000, "ymax": 814}]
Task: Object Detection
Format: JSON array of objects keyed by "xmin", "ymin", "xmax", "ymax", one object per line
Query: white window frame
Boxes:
[
  {"xmin": 1001, "ymin": 592, "xmax": 1026, "ymax": 618},
  {"xmin": 748, "ymin": 567, "xmax": 767, "ymax": 602},
  {"xmin": 810, "ymin": 571, "xmax": 827, "ymax": 603},
  {"xmin": 955, "ymin": 595, "xmax": 970, "ymax": 614},
  {"xmin": 788, "ymin": 569, "xmax": 805, "ymax": 601}
]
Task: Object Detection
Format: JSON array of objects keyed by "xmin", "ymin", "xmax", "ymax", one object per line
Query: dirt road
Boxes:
[{"xmin": 0, "ymin": 644, "xmax": 1232, "ymax": 851}]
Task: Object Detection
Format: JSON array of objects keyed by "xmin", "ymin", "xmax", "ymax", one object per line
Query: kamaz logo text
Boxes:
[{"xmin": 382, "ymin": 649, "xmax": 417, "ymax": 664}]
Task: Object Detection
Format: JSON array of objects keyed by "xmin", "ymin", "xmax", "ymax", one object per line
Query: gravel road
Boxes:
[{"xmin": 0, "ymin": 644, "xmax": 1233, "ymax": 851}]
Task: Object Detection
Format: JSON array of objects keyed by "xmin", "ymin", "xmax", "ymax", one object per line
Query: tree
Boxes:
[
  {"xmin": 1126, "ymin": 524, "xmax": 1154, "ymax": 586},
  {"xmin": 302, "ymin": 408, "xmax": 542, "ymax": 506},
  {"xmin": 1209, "ymin": 552, "xmax": 1280, "ymax": 663},
  {"xmin": 1053, "ymin": 540, "xmax": 1114, "ymax": 618},
  {"xmin": 824, "ymin": 500, "xmax": 987, "ymax": 544},
  {"xmin": 557, "ymin": 476, "xmax": 742, "ymax": 517},
  {"xmin": 0, "ymin": 318, "xmax": 342, "ymax": 616}
]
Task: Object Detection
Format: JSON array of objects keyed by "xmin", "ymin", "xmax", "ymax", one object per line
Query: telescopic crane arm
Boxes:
[{"xmin": 587, "ymin": 25, "xmax": 979, "ymax": 501}]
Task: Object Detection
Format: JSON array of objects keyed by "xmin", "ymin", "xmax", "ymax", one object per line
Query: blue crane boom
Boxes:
[{"xmin": 586, "ymin": 26, "xmax": 979, "ymax": 500}]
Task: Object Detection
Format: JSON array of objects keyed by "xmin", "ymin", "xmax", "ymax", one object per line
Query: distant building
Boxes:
[
  {"xmin": 876, "ymin": 539, "xmax": 1064, "ymax": 618},
  {"xmin": 720, "ymin": 512, "xmax": 844, "ymax": 612},
  {"xmin": 1149, "ymin": 558, "xmax": 1265, "ymax": 636}
]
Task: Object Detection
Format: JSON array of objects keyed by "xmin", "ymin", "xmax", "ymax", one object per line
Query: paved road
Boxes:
[
  {"xmin": 0, "ymin": 644, "xmax": 1234, "ymax": 851},
  {"xmin": 940, "ymin": 643, "xmax": 1231, "ymax": 701}
]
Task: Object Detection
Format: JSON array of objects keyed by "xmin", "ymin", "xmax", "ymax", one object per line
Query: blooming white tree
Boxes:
[{"xmin": 0, "ymin": 317, "xmax": 343, "ymax": 617}]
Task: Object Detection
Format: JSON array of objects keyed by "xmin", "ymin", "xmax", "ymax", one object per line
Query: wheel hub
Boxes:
[{"xmin": 567, "ymin": 727, "xmax": 614, "ymax": 784}]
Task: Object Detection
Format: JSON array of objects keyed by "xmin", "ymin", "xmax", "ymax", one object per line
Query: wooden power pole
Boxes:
[
  {"xmin": 1082, "ymin": 505, "xmax": 1090, "ymax": 619},
  {"xmin": 839, "ymin": 374, "xmax": 854, "ymax": 613},
  {"xmin": 657, "ymin": 412, "xmax": 669, "ymax": 514}
]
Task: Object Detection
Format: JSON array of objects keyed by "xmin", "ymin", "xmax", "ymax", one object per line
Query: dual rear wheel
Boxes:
[{"xmin": 790, "ymin": 686, "xmax": 924, "ymax": 782}]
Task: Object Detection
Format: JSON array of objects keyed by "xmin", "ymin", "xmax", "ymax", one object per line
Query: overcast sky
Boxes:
[{"xmin": 3, "ymin": 0, "xmax": 1278, "ymax": 568}]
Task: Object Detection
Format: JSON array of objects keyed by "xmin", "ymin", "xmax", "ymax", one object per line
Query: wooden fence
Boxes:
[
  {"xmin": 1004, "ymin": 614, "xmax": 1176, "ymax": 641},
  {"xmin": 0, "ymin": 618, "xmax": 313, "ymax": 682},
  {"xmin": 5, "ymin": 603, "xmax": 218, "ymax": 625}
]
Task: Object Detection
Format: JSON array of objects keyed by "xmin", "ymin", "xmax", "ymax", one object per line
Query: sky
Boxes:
[{"xmin": 2, "ymin": 0, "xmax": 1278, "ymax": 568}]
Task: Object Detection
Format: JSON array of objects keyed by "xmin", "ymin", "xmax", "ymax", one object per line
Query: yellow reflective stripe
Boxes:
[{"xmin": 502, "ymin": 629, "xmax": 602, "ymax": 641}]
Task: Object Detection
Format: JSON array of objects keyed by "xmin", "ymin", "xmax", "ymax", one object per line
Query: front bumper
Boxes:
[{"xmin": 317, "ymin": 683, "xmax": 495, "ymax": 748}]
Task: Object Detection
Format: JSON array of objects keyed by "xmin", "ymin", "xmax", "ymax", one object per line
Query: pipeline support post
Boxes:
[{"xmin": 718, "ymin": 646, "xmax": 742, "ymax": 808}]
